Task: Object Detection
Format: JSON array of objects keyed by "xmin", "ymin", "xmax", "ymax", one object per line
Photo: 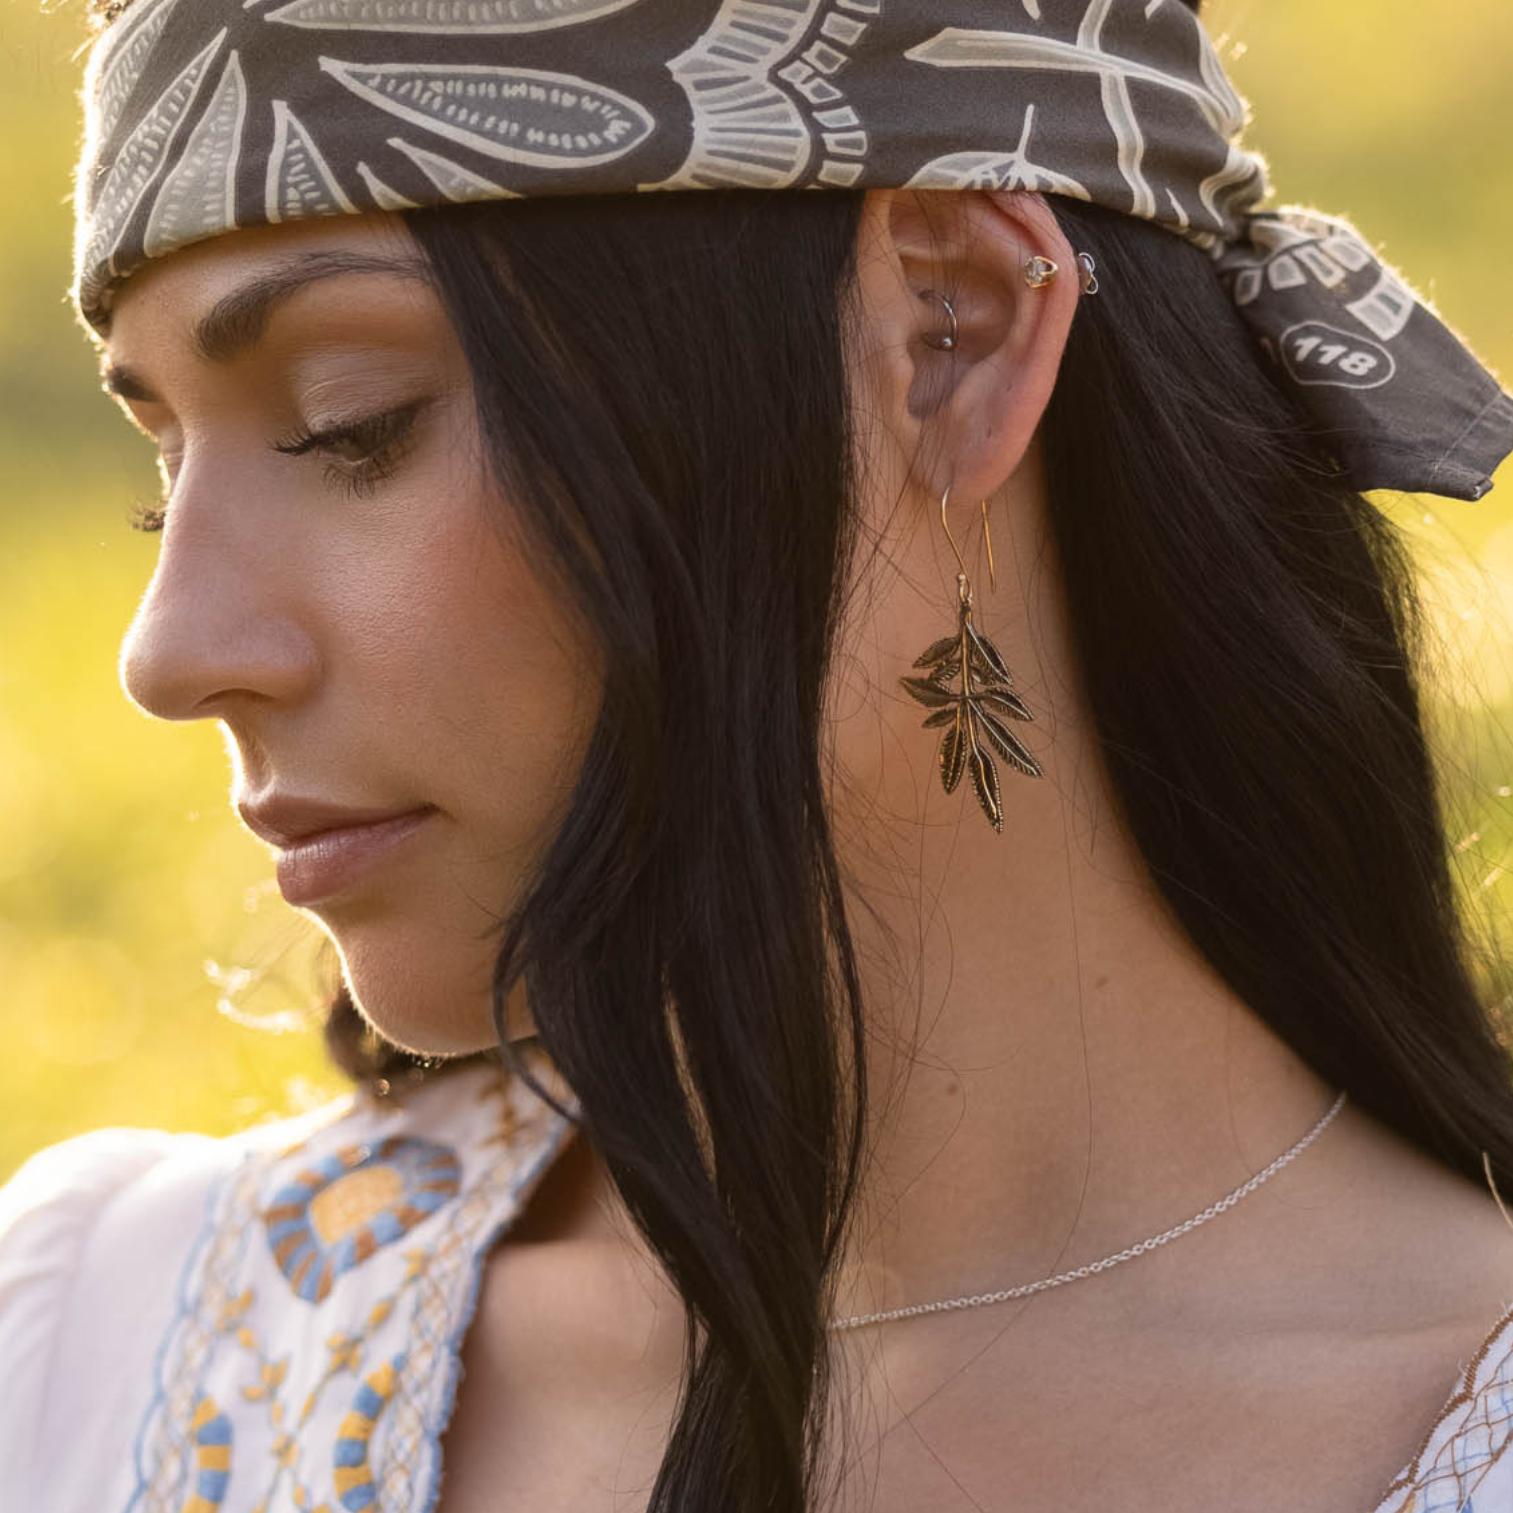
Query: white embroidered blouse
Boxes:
[{"xmin": 1, "ymin": 1053, "xmax": 1510, "ymax": 1513}]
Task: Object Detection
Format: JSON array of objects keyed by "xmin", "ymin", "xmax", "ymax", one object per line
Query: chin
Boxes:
[{"xmin": 331, "ymin": 930, "xmax": 502, "ymax": 1059}]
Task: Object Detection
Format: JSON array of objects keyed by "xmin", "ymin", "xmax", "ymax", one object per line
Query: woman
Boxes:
[{"xmin": 3, "ymin": 0, "xmax": 1513, "ymax": 1509}]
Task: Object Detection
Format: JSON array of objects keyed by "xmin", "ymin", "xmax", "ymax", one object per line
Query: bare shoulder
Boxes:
[{"xmin": 1329, "ymin": 1102, "xmax": 1513, "ymax": 1335}]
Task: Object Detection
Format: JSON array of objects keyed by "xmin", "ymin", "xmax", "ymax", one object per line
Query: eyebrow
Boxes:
[{"xmin": 101, "ymin": 249, "xmax": 432, "ymax": 402}]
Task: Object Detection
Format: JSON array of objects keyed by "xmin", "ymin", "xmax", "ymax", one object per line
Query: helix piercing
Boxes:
[
  {"xmin": 1023, "ymin": 252, "xmax": 1101, "ymax": 295},
  {"xmin": 1023, "ymin": 255, "xmax": 1059, "ymax": 289}
]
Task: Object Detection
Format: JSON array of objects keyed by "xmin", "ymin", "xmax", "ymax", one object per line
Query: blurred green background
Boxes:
[{"xmin": 2, "ymin": 0, "xmax": 1512, "ymax": 1181}]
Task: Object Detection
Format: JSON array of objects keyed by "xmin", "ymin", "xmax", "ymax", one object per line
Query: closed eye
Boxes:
[
  {"xmin": 271, "ymin": 398, "xmax": 427, "ymax": 498},
  {"xmin": 124, "ymin": 399, "xmax": 429, "ymax": 534}
]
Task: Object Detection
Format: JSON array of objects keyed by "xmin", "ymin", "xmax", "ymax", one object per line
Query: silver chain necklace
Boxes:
[{"xmin": 828, "ymin": 1088, "xmax": 1348, "ymax": 1333}]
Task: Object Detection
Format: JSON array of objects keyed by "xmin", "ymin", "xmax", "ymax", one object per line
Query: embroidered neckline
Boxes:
[
  {"xmin": 1369, "ymin": 1296, "xmax": 1513, "ymax": 1511},
  {"xmin": 118, "ymin": 1053, "xmax": 580, "ymax": 1513}
]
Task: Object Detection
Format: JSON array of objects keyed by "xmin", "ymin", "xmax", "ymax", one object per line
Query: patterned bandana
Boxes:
[{"xmin": 75, "ymin": 0, "xmax": 1513, "ymax": 501}]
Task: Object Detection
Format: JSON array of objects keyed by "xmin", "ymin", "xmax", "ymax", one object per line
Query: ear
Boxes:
[{"xmin": 849, "ymin": 187, "xmax": 1082, "ymax": 504}]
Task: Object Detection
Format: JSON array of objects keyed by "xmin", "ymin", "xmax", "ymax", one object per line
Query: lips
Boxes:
[
  {"xmin": 237, "ymin": 797, "xmax": 440, "ymax": 906},
  {"xmin": 238, "ymin": 797, "xmax": 435, "ymax": 849},
  {"xmin": 285, "ymin": 813, "xmax": 438, "ymax": 905}
]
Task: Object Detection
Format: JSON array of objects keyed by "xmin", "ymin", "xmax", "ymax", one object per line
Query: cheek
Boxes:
[
  {"xmin": 330, "ymin": 464, "xmax": 603, "ymax": 833},
  {"xmin": 312, "ymin": 474, "xmax": 603, "ymax": 1055}
]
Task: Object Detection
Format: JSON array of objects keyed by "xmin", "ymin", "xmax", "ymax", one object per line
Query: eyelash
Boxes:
[{"xmin": 128, "ymin": 400, "xmax": 425, "ymax": 534}]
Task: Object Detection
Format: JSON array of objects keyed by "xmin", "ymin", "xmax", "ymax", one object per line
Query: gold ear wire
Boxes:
[
  {"xmin": 939, "ymin": 486, "xmax": 996, "ymax": 594},
  {"xmin": 939, "ymin": 483, "xmax": 966, "ymax": 578}
]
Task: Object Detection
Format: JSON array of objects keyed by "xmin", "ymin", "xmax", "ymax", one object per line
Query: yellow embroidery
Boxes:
[
  {"xmin": 176, "ymin": 1397, "xmax": 232, "ymax": 1512},
  {"xmin": 332, "ymin": 1354, "xmax": 408, "ymax": 1512},
  {"xmin": 310, "ymin": 1165, "xmax": 404, "ymax": 1243}
]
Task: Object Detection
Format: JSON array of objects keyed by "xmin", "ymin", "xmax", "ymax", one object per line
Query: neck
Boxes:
[
  {"xmin": 830, "ymin": 792, "xmax": 1343, "ymax": 1324},
  {"xmin": 823, "ymin": 472, "xmax": 1353, "ymax": 1332}
]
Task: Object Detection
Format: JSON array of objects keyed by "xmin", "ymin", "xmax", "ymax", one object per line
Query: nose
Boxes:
[{"xmin": 119, "ymin": 477, "xmax": 320, "ymax": 723}]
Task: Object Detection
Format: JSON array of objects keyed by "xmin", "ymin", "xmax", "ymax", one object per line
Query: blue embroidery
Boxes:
[
  {"xmin": 186, "ymin": 1398, "xmax": 234, "ymax": 1509},
  {"xmin": 263, "ymin": 1136, "xmax": 462, "ymax": 1303},
  {"xmin": 333, "ymin": 1350, "xmax": 408, "ymax": 1512}
]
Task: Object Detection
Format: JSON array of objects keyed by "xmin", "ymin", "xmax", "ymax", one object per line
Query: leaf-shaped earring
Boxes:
[{"xmin": 900, "ymin": 485, "xmax": 1043, "ymax": 833}]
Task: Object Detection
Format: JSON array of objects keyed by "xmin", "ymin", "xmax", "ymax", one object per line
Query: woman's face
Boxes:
[{"xmin": 102, "ymin": 212, "xmax": 603, "ymax": 1056}]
